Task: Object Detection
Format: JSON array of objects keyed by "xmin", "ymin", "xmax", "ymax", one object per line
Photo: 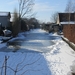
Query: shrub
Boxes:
[{"xmin": 12, "ymin": 9, "xmax": 20, "ymax": 37}]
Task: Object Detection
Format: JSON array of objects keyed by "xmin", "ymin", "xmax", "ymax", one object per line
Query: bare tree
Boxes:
[
  {"xmin": 65, "ymin": 0, "xmax": 75, "ymax": 13},
  {"xmin": 0, "ymin": 54, "xmax": 42, "ymax": 75},
  {"xmin": 65, "ymin": 0, "xmax": 72, "ymax": 12},
  {"xmin": 51, "ymin": 12, "xmax": 58, "ymax": 23},
  {"xmin": 18, "ymin": 0, "xmax": 34, "ymax": 18},
  {"xmin": 72, "ymin": 1, "xmax": 75, "ymax": 12},
  {"xmin": 16, "ymin": 0, "xmax": 35, "ymax": 32},
  {"xmin": 0, "ymin": 56, "xmax": 9, "ymax": 75}
]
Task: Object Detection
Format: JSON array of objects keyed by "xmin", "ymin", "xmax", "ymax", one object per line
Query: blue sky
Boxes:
[{"xmin": 0, "ymin": 0, "xmax": 68, "ymax": 22}]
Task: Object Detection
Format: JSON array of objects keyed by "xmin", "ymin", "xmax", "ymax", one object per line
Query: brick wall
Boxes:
[{"xmin": 63, "ymin": 24, "xmax": 75, "ymax": 44}]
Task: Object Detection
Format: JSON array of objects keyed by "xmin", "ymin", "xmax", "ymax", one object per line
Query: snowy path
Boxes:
[{"xmin": 0, "ymin": 29, "xmax": 75, "ymax": 75}]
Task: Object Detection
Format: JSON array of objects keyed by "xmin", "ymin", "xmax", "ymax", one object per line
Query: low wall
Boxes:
[{"xmin": 62, "ymin": 37, "xmax": 75, "ymax": 51}]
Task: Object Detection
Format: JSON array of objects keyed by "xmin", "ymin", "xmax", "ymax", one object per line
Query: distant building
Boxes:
[
  {"xmin": 0, "ymin": 12, "xmax": 11, "ymax": 28},
  {"xmin": 52, "ymin": 24, "xmax": 59, "ymax": 32}
]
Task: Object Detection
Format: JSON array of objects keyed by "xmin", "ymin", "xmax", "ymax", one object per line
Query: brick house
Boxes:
[{"xmin": 57, "ymin": 13, "xmax": 75, "ymax": 44}]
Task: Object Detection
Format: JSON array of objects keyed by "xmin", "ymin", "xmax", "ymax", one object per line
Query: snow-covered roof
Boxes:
[
  {"xmin": 0, "ymin": 12, "xmax": 10, "ymax": 16},
  {"xmin": 60, "ymin": 22, "xmax": 75, "ymax": 24}
]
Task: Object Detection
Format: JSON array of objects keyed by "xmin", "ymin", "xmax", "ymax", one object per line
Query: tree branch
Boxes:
[
  {"xmin": 18, "ymin": 0, "xmax": 34, "ymax": 18},
  {"xmin": 16, "ymin": 53, "xmax": 27, "ymax": 71},
  {"xmin": 20, "ymin": 69, "xmax": 43, "ymax": 75},
  {"xmin": 17, "ymin": 56, "xmax": 41, "ymax": 72}
]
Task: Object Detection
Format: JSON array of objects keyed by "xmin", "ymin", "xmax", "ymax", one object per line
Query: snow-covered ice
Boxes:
[
  {"xmin": 0, "ymin": 43, "xmax": 7, "ymax": 49},
  {"xmin": 0, "ymin": 29, "xmax": 75, "ymax": 75}
]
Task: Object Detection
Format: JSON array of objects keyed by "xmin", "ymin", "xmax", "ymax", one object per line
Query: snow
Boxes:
[
  {"xmin": 60, "ymin": 22, "xmax": 75, "ymax": 24},
  {"xmin": 0, "ymin": 36, "xmax": 7, "ymax": 49},
  {"xmin": 0, "ymin": 36, "xmax": 3, "ymax": 43},
  {"xmin": 0, "ymin": 43, "xmax": 7, "ymax": 49},
  {"xmin": 0, "ymin": 29, "xmax": 75, "ymax": 75},
  {"xmin": 44, "ymin": 40, "xmax": 75, "ymax": 75},
  {"xmin": 30, "ymin": 29, "xmax": 47, "ymax": 33},
  {"xmin": 8, "ymin": 32, "xmax": 26, "ymax": 42},
  {"xmin": 0, "ymin": 12, "xmax": 9, "ymax": 16}
]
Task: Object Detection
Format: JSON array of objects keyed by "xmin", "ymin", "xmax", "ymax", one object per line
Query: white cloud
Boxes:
[{"xmin": 33, "ymin": 2, "xmax": 57, "ymax": 12}]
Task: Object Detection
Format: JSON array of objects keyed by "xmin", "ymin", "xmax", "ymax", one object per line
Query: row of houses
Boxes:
[
  {"xmin": 0, "ymin": 11, "xmax": 40, "ymax": 37},
  {"xmin": 0, "ymin": 11, "xmax": 28, "ymax": 36},
  {"xmin": 0, "ymin": 11, "xmax": 75, "ymax": 44},
  {"xmin": 44, "ymin": 23, "xmax": 61, "ymax": 33},
  {"xmin": 45, "ymin": 13, "xmax": 75, "ymax": 44}
]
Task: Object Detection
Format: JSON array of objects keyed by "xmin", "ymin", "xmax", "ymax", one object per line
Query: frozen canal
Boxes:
[{"xmin": 0, "ymin": 29, "xmax": 57, "ymax": 52}]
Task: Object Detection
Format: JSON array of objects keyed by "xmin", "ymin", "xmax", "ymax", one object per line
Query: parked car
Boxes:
[{"xmin": 3, "ymin": 29, "xmax": 12, "ymax": 37}]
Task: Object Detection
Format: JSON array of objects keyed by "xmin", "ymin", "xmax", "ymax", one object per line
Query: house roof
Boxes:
[
  {"xmin": 59, "ymin": 13, "xmax": 75, "ymax": 22},
  {"xmin": 0, "ymin": 12, "xmax": 11, "ymax": 17}
]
